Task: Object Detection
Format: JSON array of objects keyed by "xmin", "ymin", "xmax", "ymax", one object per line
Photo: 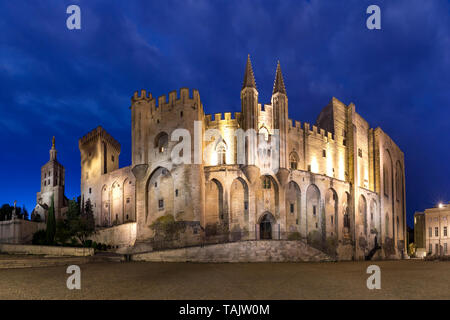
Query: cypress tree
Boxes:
[{"xmin": 46, "ymin": 195, "xmax": 56, "ymax": 245}]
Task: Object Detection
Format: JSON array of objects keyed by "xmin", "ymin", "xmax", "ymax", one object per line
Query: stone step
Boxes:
[
  {"xmin": 0, "ymin": 257, "xmax": 90, "ymax": 269},
  {"xmin": 90, "ymin": 252, "xmax": 126, "ymax": 263}
]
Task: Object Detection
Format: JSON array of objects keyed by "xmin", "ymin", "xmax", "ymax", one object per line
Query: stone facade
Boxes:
[
  {"xmin": 78, "ymin": 56, "xmax": 407, "ymax": 260},
  {"xmin": 422, "ymin": 203, "xmax": 450, "ymax": 256}
]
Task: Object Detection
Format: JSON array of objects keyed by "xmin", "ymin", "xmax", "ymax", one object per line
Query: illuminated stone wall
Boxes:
[{"xmin": 77, "ymin": 60, "xmax": 406, "ymax": 260}]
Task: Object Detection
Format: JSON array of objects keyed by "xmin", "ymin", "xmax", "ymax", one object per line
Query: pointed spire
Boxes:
[
  {"xmin": 242, "ymin": 54, "xmax": 256, "ymax": 90},
  {"xmin": 272, "ymin": 60, "xmax": 286, "ymax": 95},
  {"xmin": 50, "ymin": 136, "xmax": 57, "ymax": 161}
]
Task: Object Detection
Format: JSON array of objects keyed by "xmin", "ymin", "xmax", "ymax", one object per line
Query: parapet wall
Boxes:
[
  {"xmin": 205, "ymin": 112, "xmax": 241, "ymax": 128},
  {"xmin": 79, "ymin": 125, "xmax": 121, "ymax": 153},
  {"xmin": 89, "ymin": 222, "xmax": 137, "ymax": 248},
  {"xmin": 0, "ymin": 220, "xmax": 45, "ymax": 244},
  {"xmin": 132, "ymin": 88, "xmax": 202, "ymax": 112},
  {"xmin": 0, "ymin": 243, "xmax": 94, "ymax": 256}
]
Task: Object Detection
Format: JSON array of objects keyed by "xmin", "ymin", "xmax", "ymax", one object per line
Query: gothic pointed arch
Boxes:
[
  {"xmin": 306, "ymin": 184, "xmax": 321, "ymax": 238},
  {"xmin": 205, "ymin": 178, "xmax": 225, "ymax": 228},
  {"xmin": 286, "ymin": 181, "xmax": 301, "ymax": 233},
  {"xmin": 230, "ymin": 177, "xmax": 249, "ymax": 225},
  {"xmin": 258, "ymin": 175, "xmax": 279, "ymax": 217},
  {"xmin": 325, "ymin": 188, "xmax": 338, "ymax": 238},
  {"xmin": 146, "ymin": 167, "xmax": 174, "ymax": 223}
]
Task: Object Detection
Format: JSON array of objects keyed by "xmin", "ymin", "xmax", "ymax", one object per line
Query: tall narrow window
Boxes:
[
  {"xmin": 344, "ymin": 209, "xmax": 350, "ymax": 228},
  {"xmin": 262, "ymin": 176, "xmax": 271, "ymax": 189},
  {"xmin": 289, "ymin": 152, "xmax": 298, "ymax": 170},
  {"xmin": 217, "ymin": 143, "xmax": 226, "ymax": 165}
]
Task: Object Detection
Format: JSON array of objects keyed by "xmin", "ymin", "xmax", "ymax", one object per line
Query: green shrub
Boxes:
[
  {"xmin": 32, "ymin": 230, "xmax": 47, "ymax": 245},
  {"xmin": 84, "ymin": 239, "xmax": 93, "ymax": 248},
  {"xmin": 288, "ymin": 232, "xmax": 302, "ymax": 240},
  {"xmin": 150, "ymin": 214, "xmax": 186, "ymax": 240}
]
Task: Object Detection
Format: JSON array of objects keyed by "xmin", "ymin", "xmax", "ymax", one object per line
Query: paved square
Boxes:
[{"xmin": 0, "ymin": 260, "xmax": 449, "ymax": 299}]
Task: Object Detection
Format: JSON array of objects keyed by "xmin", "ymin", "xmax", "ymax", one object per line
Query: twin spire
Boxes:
[
  {"xmin": 272, "ymin": 61, "xmax": 286, "ymax": 95},
  {"xmin": 242, "ymin": 54, "xmax": 257, "ymax": 90},
  {"xmin": 241, "ymin": 55, "xmax": 286, "ymax": 95}
]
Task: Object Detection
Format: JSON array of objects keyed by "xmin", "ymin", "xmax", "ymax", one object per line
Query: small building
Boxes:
[{"xmin": 423, "ymin": 203, "xmax": 450, "ymax": 256}]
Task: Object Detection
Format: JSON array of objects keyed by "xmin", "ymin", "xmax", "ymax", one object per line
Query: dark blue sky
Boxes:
[{"xmin": 1, "ymin": 0, "xmax": 449, "ymax": 227}]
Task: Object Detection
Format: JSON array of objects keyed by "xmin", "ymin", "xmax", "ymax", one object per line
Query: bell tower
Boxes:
[{"xmin": 36, "ymin": 137, "xmax": 66, "ymax": 220}]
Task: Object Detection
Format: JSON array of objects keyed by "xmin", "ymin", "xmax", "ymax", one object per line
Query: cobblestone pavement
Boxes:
[{"xmin": 0, "ymin": 260, "xmax": 449, "ymax": 299}]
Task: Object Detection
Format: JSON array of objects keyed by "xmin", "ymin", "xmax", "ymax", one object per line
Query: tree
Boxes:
[
  {"xmin": 0, "ymin": 203, "xmax": 23, "ymax": 220},
  {"xmin": 21, "ymin": 206, "xmax": 29, "ymax": 220},
  {"xmin": 0, "ymin": 204, "xmax": 12, "ymax": 221},
  {"xmin": 55, "ymin": 198, "xmax": 95, "ymax": 246},
  {"xmin": 76, "ymin": 198, "xmax": 95, "ymax": 245},
  {"xmin": 46, "ymin": 196, "xmax": 56, "ymax": 244}
]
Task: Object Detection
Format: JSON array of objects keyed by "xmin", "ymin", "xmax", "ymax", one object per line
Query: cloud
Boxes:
[{"xmin": 0, "ymin": 0, "xmax": 448, "ymax": 225}]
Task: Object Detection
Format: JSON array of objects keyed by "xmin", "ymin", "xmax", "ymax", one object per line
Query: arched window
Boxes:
[
  {"xmin": 289, "ymin": 152, "xmax": 299, "ymax": 170},
  {"xmin": 344, "ymin": 208, "xmax": 350, "ymax": 228},
  {"xmin": 216, "ymin": 140, "xmax": 227, "ymax": 165},
  {"xmin": 259, "ymin": 126, "xmax": 269, "ymax": 141},
  {"xmin": 154, "ymin": 132, "xmax": 168, "ymax": 153},
  {"xmin": 262, "ymin": 176, "xmax": 271, "ymax": 189}
]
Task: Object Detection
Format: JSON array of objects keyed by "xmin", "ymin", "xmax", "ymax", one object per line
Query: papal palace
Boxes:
[{"xmin": 32, "ymin": 56, "xmax": 407, "ymax": 260}]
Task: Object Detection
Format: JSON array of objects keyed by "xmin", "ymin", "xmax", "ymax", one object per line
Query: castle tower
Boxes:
[
  {"xmin": 35, "ymin": 137, "xmax": 66, "ymax": 220},
  {"xmin": 241, "ymin": 55, "xmax": 259, "ymax": 131},
  {"xmin": 131, "ymin": 89, "xmax": 152, "ymax": 166},
  {"xmin": 271, "ymin": 61, "xmax": 289, "ymax": 169},
  {"xmin": 79, "ymin": 127, "xmax": 121, "ymax": 225}
]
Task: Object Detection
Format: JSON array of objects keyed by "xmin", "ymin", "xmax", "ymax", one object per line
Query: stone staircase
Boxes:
[{"xmin": 132, "ymin": 240, "xmax": 335, "ymax": 263}]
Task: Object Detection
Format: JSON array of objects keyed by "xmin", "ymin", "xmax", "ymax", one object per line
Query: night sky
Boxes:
[{"xmin": 1, "ymin": 0, "xmax": 449, "ymax": 227}]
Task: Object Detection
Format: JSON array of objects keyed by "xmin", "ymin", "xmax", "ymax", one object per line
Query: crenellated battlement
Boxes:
[
  {"xmin": 79, "ymin": 126, "xmax": 121, "ymax": 153},
  {"xmin": 288, "ymin": 119, "xmax": 303, "ymax": 131},
  {"xmin": 205, "ymin": 112, "xmax": 241, "ymax": 128},
  {"xmin": 132, "ymin": 89, "xmax": 153, "ymax": 102},
  {"xmin": 132, "ymin": 88, "xmax": 201, "ymax": 112},
  {"xmin": 302, "ymin": 122, "xmax": 336, "ymax": 143}
]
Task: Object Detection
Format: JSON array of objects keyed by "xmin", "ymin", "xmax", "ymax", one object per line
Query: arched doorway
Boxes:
[{"xmin": 259, "ymin": 212, "xmax": 275, "ymax": 240}]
